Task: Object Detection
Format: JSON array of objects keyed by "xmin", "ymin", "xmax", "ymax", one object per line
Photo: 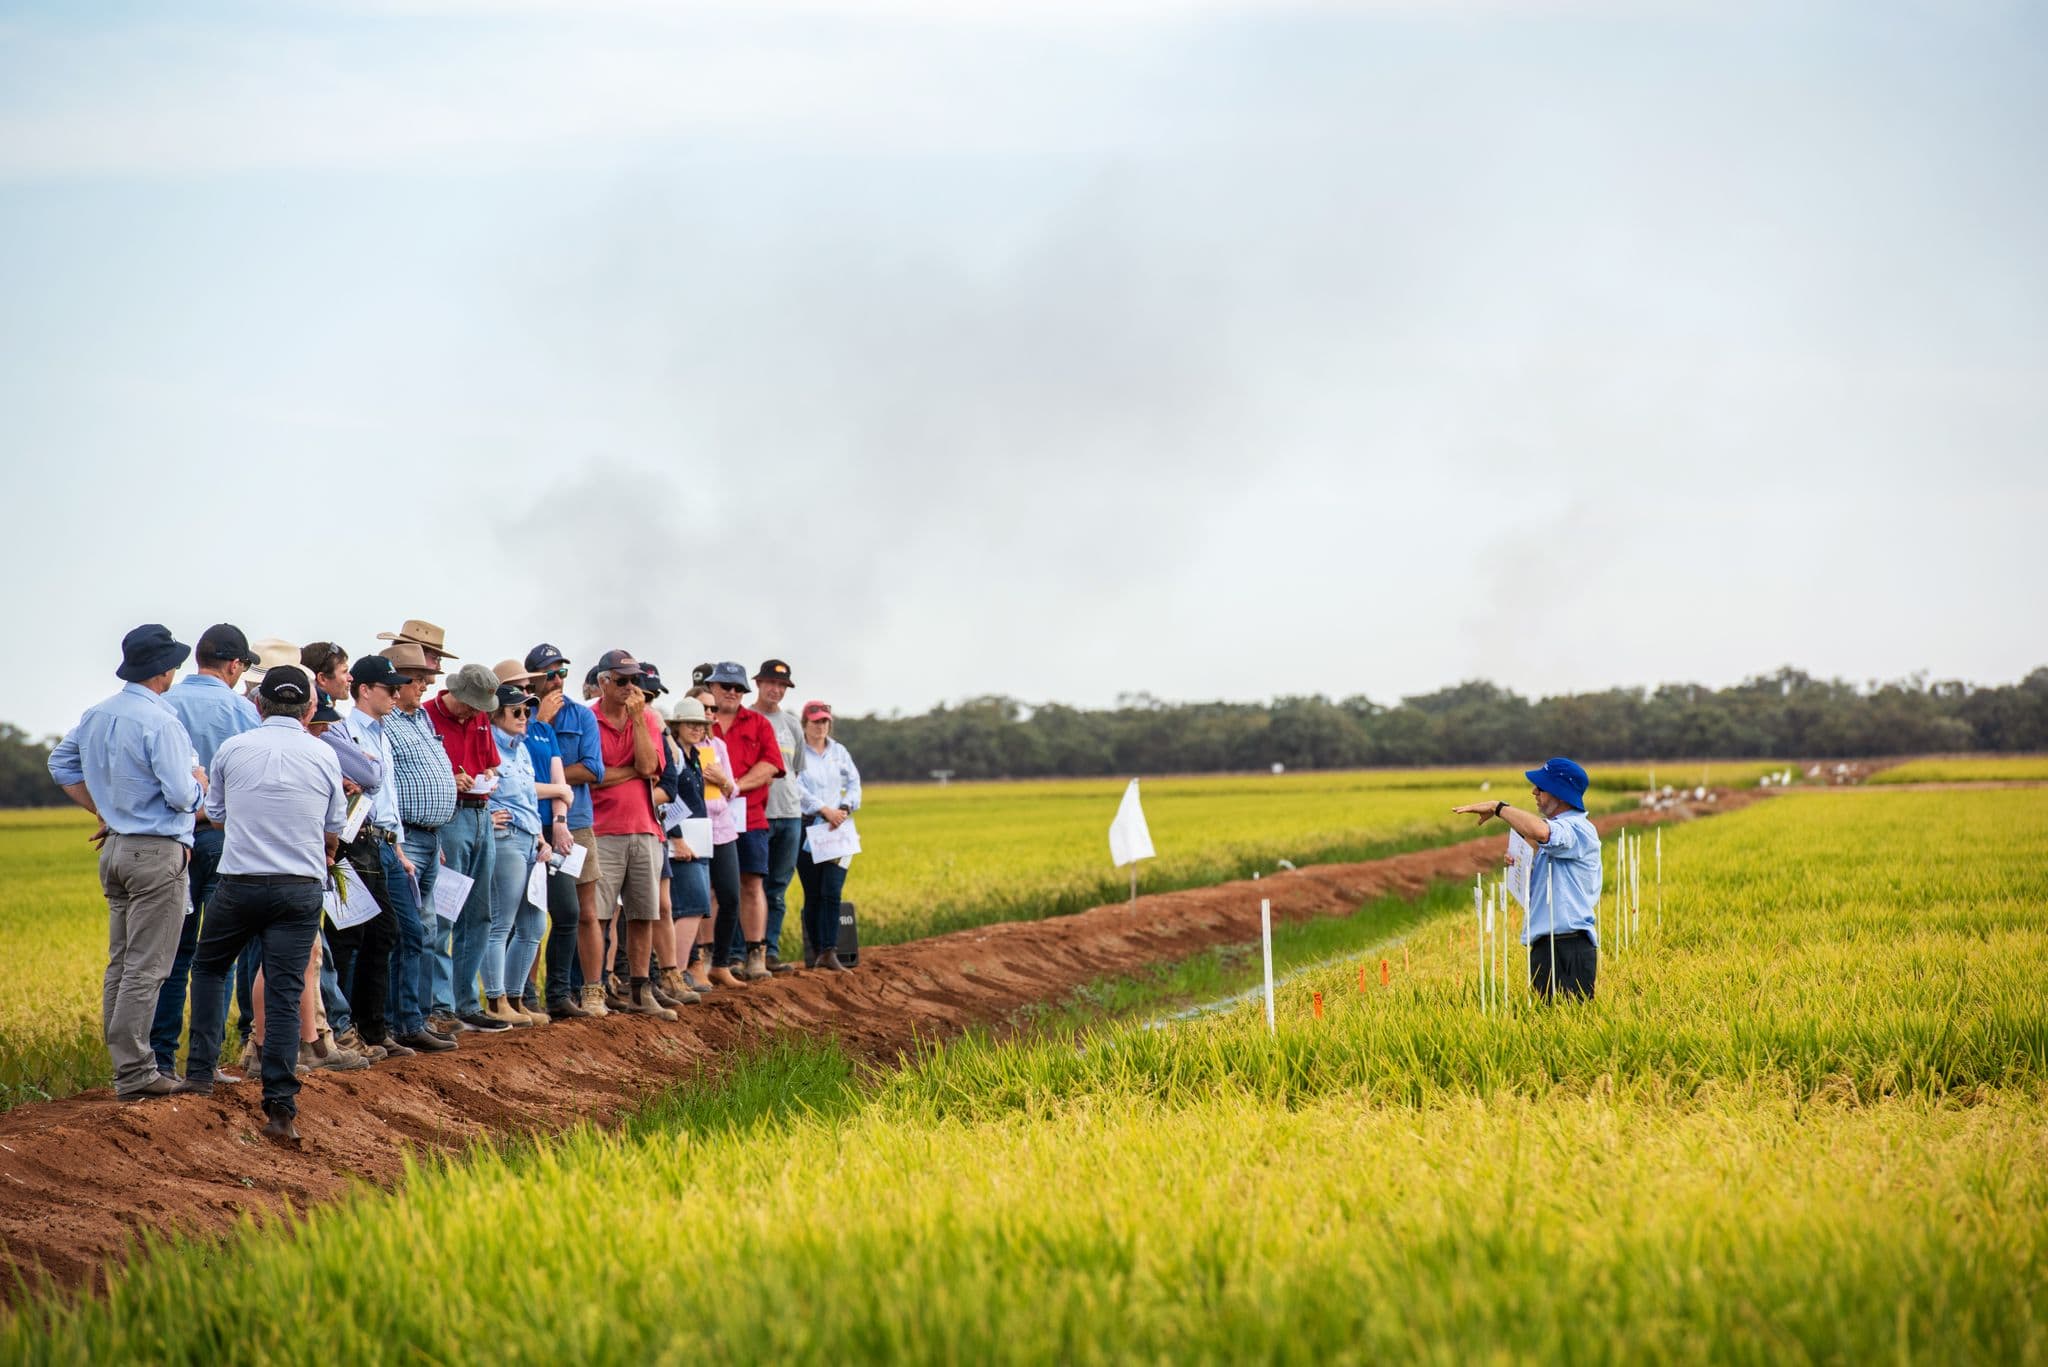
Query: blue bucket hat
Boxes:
[
  {"xmin": 704, "ymin": 661, "xmax": 752, "ymax": 692},
  {"xmin": 116, "ymin": 624, "xmax": 190, "ymax": 683},
  {"xmin": 1524, "ymin": 757, "xmax": 1589, "ymax": 811}
]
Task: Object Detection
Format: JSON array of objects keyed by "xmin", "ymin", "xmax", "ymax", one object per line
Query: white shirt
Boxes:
[{"xmin": 207, "ymin": 716, "xmax": 348, "ymax": 879}]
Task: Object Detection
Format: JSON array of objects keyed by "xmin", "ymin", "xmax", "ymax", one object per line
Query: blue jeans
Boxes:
[
  {"xmin": 150, "ymin": 824, "xmax": 224, "ymax": 1075},
  {"xmin": 319, "ymin": 939, "xmax": 350, "ymax": 1035},
  {"xmin": 380, "ymin": 839, "xmax": 431, "ymax": 1036},
  {"xmin": 185, "ymin": 875, "xmax": 322, "ymax": 1117},
  {"xmin": 400, "ymin": 826, "xmax": 444, "ymax": 1020},
  {"xmin": 485, "ymin": 829, "xmax": 540, "ymax": 998},
  {"xmin": 441, "ymin": 806, "xmax": 496, "ymax": 1016},
  {"xmin": 763, "ymin": 816, "xmax": 802, "ymax": 958}
]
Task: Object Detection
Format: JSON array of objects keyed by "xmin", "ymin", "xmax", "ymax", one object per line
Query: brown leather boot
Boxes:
[
  {"xmin": 659, "ymin": 966, "xmax": 701, "ymax": 1006},
  {"xmin": 739, "ymin": 945, "xmax": 772, "ymax": 982},
  {"xmin": 707, "ymin": 963, "xmax": 748, "ymax": 989},
  {"xmin": 815, "ymin": 949, "xmax": 848, "ymax": 972}
]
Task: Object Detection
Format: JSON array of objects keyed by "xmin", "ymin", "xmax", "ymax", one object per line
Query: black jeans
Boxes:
[
  {"xmin": 541, "ymin": 861, "xmax": 580, "ymax": 1006},
  {"xmin": 797, "ymin": 829, "xmax": 848, "ymax": 953},
  {"xmin": 709, "ymin": 841, "xmax": 742, "ymax": 968},
  {"xmin": 1529, "ymin": 931, "xmax": 1598, "ymax": 1001},
  {"xmin": 185, "ymin": 875, "xmax": 323, "ymax": 1116},
  {"xmin": 331, "ymin": 837, "xmax": 399, "ymax": 1043}
]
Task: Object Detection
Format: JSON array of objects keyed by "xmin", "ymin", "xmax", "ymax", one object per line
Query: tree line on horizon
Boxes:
[{"xmin": 1, "ymin": 665, "xmax": 2043, "ymax": 804}]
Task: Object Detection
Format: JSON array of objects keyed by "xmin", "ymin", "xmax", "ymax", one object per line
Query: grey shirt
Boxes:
[{"xmin": 762, "ymin": 707, "xmax": 805, "ymax": 820}]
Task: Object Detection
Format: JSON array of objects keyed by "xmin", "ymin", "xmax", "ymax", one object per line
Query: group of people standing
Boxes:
[{"xmin": 49, "ymin": 620, "xmax": 863, "ymax": 1146}]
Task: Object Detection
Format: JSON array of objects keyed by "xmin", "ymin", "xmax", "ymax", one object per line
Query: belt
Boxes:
[
  {"xmin": 359, "ymin": 824, "xmax": 398, "ymax": 846},
  {"xmin": 457, "ymin": 796, "xmax": 489, "ymax": 808},
  {"xmin": 222, "ymin": 873, "xmax": 321, "ymax": 887}
]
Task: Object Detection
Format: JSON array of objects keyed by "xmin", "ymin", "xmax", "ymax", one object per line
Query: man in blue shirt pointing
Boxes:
[{"xmin": 1455, "ymin": 757, "xmax": 1603, "ymax": 1000}]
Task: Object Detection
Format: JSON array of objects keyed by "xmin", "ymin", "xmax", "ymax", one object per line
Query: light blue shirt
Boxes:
[
  {"xmin": 1524, "ymin": 808, "xmax": 1602, "ymax": 946},
  {"xmin": 164, "ymin": 672, "xmax": 257, "ymax": 770},
  {"xmin": 796, "ymin": 739, "xmax": 863, "ymax": 818},
  {"xmin": 343, "ymin": 707, "xmax": 404, "ymax": 836},
  {"xmin": 206, "ymin": 716, "xmax": 348, "ymax": 879},
  {"xmin": 488, "ymin": 725, "xmax": 542, "ymax": 837},
  {"xmin": 48, "ymin": 683, "xmax": 202, "ymax": 843}
]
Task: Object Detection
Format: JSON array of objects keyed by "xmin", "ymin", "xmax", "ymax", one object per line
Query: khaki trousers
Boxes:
[{"xmin": 99, "ymin": 833, "xmax": 189, "ymax": 1093}]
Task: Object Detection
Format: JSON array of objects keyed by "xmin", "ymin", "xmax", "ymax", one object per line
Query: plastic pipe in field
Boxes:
[{"xmin": 1260, "ymin": 897, "xmax": 1275, "ymax": 1034}]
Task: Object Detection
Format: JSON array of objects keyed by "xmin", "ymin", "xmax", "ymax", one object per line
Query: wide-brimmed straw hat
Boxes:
[{"xmin": 375, "ymin": 619, "xmax": 458, "ymax": 658}]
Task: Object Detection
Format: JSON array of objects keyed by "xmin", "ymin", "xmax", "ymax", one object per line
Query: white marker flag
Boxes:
[{"xmin": 1108, "ymin": 778, "xmax": 1155, "ymax": 868}]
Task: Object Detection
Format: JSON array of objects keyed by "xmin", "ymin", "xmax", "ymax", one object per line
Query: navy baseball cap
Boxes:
[
  {"xmin": 258, "ymin": 665, "xmax": 313, "ymax": 706},
  {"xmin": 1525, "ymin": 757, "xmax": 1590, "ymax": 811},
  {"xmin": 196, "ymin": 623, "xmax": 260, "ymax": 668},
  {"xmin": 524, "ymin": 643, "xmax": 568, "ymax": 673},
  {"xmin": 596, "ymin": 648, "xmax": 643, "ymax": 679},
  {"xmin": 350, "ymin": 654, "xmax": 409, "ymax": 692},
  {"xmin": 638, "ymin": 662, "xmax": 668, "ymax": 696}
]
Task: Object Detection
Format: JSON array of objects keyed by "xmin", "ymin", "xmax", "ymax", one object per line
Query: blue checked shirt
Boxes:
[
  {"xmin": 384, "ymin": 702, "xmax": 457, "ymax": 831},
  {"xmin": 49, "ymin": 683, "xmax": 203, "ymax": 842},
  {"xmin": 164, "ymin": 672, "xmax": 257, "ymax": 770}
]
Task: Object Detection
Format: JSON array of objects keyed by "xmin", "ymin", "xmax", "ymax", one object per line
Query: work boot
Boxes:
[
  {"xmin": 375, "ymin": 1038, "xmax": 416, "ymax": 1059},
  {"xmin": 517, "ymin": 998, "xmax": 551, "ymax": 1027},
  {"xmin": 337, "ymin": 1027, "xmax": 388, "ymax": 1062},
  {"xmin": 487, "ymin": 995, "xmax": 530, "ymax": 1027},
  {"xmin": 397, "ymin": 1029, "xmax": 455, "ymax": 1053},
  {"xmin": 659, "ymin": 967, "xmax": 702, "ymax": 1006},
  {"xmin": 765, "ymin": 953, "xmax": 798, "ymax": 976},
  {"xmin": 261, "ymin": 1103, "xmax": 302, "ymax": 1148},
  {"xmin": 238, "ymin": 1037, "xmax": 259, "ymax": 1076},
  {"xmin": 300, "ymin": 1040, "xmax": 370, "ymax": 1072},
  {"xmin": 579, "ymin": 983, "xmax": 610, "ymax": 1017},
  {"xmin": 628, "ymin": 979, "xmax": 678, "ymax": 1021},
  {"xmin": 815, "ymin": 949, "xmax": 848, "ymax": 973},
  {"xmin": 603, "ymin": 972, "xmax": 633, "ymax": 1013},
  {"xmin": 648, "ymin": 974, "xmax": 685, "ymax": 1010},
  {"xmin": 707, "ymin": 963, "xmax": 748, "ymax": 989},
  {"xmin": 739, "ymin": 945, "xmax": 772, "ymax": 982},
  {"xmin": 802, "ymin": 948, "xmax": 820, "ymax": 970},
  {"xmin": 547, "ymin": 995, "xmax": 590, "ymax": 1020}
]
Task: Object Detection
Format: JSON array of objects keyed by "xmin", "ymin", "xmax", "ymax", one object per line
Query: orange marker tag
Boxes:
[
  {"xmin": 1380, "ymin": 958, "xmax": 1390, "ymax": 987},
  {"xmin": 1404, "ymin": 946, "xmax": 1411, "ymax": 974},
  {"xmin": 1312, "ymin": 991, "xmax": 1324, "ymax": 1019},
  {"xmin": 1357, "ymin": 964, "xmax": 1367, "ymax": 992}
]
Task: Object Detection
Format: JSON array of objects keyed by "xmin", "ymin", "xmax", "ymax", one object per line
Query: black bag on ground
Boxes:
[{"xmin": 835, "ymin": 901, "xmax": 859, "ymax": 967}]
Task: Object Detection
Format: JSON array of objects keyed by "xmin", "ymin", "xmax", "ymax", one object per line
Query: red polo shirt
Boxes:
[
  {"xmin": 424, "ymin": 694, "xmax": 502, "ymax": 780},
  {"xmin": 714, "ymin": 705, "xmax": 784, "ymax": 833},
  {"xmin": 591, "ymin": 704, "xmax": 663, "ymax": 837}
]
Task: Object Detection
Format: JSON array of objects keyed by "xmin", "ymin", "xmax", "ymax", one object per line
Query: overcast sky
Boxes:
[{"xmin": 2, "ymin": 0, "xmax": 2043, "ymax": 737}]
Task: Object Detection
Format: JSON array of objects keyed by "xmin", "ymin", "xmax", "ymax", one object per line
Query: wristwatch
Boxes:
[{"xmin": 1493, "ymin": 800, "xmax": 1507, "ymax": 818}]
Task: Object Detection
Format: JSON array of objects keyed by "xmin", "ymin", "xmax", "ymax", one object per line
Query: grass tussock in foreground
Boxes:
[{"xmin": 5, "ymin": 790, "xmax": 2045, "ymax": 1364}]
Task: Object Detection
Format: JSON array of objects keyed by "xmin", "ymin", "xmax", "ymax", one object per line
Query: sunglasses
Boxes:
[
  {"xmin": 543, "ymin": 668, "xmax": 569, "ymax": 680},
  {"xmin": 713, "ymin": 682, "xmax": 745, "ymax": 692}
]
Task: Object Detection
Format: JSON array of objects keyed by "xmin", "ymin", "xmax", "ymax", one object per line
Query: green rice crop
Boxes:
[{"xmin": 6, "ymin": 789, "xmax": 2042, "ymax": 1363}]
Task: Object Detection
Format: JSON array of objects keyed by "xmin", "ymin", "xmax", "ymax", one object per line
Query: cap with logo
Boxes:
[
  {"xmin": 311, "ymin": 692, "xmax": 344, "ymax": 726},
  {"xmin": 350, "ymin": 654, "xmax": 409, "ymax": 693},
  {"xmin": 691, "ymin": 663, "xmax": 714, "ymax": 688},
  {"xmin": 523, "ymin": 643, "xmax": 568, "ymax": 674},
  {"xmin": 196, "ymin": 624, "xmax": 260, "ymax": 668},
  {"xmin": 595, "ymin": 649, "xmax": 643, "ymax": 679},
  {"xmin": 638, "ymin": 662, "xmax": 668, "ymax": 697},
  {"xmin": 374, "ymin": 619, "xmax": 458, "ymax": 659},
  {"xmin": 704, "ymin": 661, "xmax": 751, "ymax": 691},
  {"xmin": 494, "ymin": 683, "xmax": 536, "ymax": 712},
  {"xmin": 379, "ymin": 641, "xmax": 443, "ymax": 677},
  {"xmin": 801, "ymin": 700, "xmax": 833, "ymax": 722},
  {"xmin": 446, "ymin": 663, "xmax": 501, "ymax": 712},
  {"xmin": 754, "ymin": 659, "xmax": 794, "ymax": 685},
  {"xmin": 258, "ymin": 665, "xmax": 313, "ymax": 706},
  {"xmin": 116, "ymin": 624, "xmax": 191, "ymax": 683}
]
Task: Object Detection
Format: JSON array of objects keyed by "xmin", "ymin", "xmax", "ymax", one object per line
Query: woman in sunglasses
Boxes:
[{"xmin": 482, "ymin": 685, "xmax": 553, "ymax": 1027}]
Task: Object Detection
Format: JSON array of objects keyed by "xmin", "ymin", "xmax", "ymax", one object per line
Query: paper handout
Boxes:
[
  {"xmin": 464, "ymin": 773, "xmax": 499, "ymax": 798},
  {"xmin": 1505, "ymin": 830, "xmax": 1533, "ymax": 910},
  {"xmin": 525, "ymin": 857, "xmax": 549, "ymax": 910},
  {"xmin": 728, "ymin": 794, "xmax": 745, "ymax": 832},
  {"xmin": 549, "ymin": 842, "xmax": 588, "ymax": 879},
  {"xmin": 431, "ymin": 866, "xmax": 475, "ymax": 922},
  {"xmin": 671, "ymin": 817, "xmax": 714, "ymax": 860},
  {"xmin": 339, "ymin": 796, "xmax": 370, "ymax": 844},
  {"xmin": 324, "ymin": 860, "xmax": 385, "ymax": 930},
  {"xmin": 806, "ymin": 818, "xmax": 861, "ymax": 861},
  {"xmin": 1108, "ymin": 778, "xmax": 1155, "ymax": 868}
]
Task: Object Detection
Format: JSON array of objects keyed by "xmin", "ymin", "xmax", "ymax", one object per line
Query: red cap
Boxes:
[{"xmin": 802, "ymin": 700, "xmax": 832, "ymax": 721}]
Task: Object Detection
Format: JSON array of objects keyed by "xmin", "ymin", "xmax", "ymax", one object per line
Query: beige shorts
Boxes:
[
  {"xmin": 594, "ymin": 833, "xmax": 661, "ymax": 922},
  {"xmin": 571, "ymin": 826, "xmax": 602, "ymax": 888}
]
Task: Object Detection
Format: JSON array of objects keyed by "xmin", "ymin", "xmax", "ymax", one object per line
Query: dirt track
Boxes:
[{"xmin": 0, "ymin": 797, "xmax": 1751, "ymax": 1301}]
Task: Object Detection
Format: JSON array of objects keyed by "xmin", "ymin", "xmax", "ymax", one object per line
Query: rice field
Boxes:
[
  {"xmin": 6, "ymin": 787, "xmax": 2042, "ymax": 1363},
  {"xmin": 1866, "ymin": 754, "xmax": 2048, "ymax": 783}
]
